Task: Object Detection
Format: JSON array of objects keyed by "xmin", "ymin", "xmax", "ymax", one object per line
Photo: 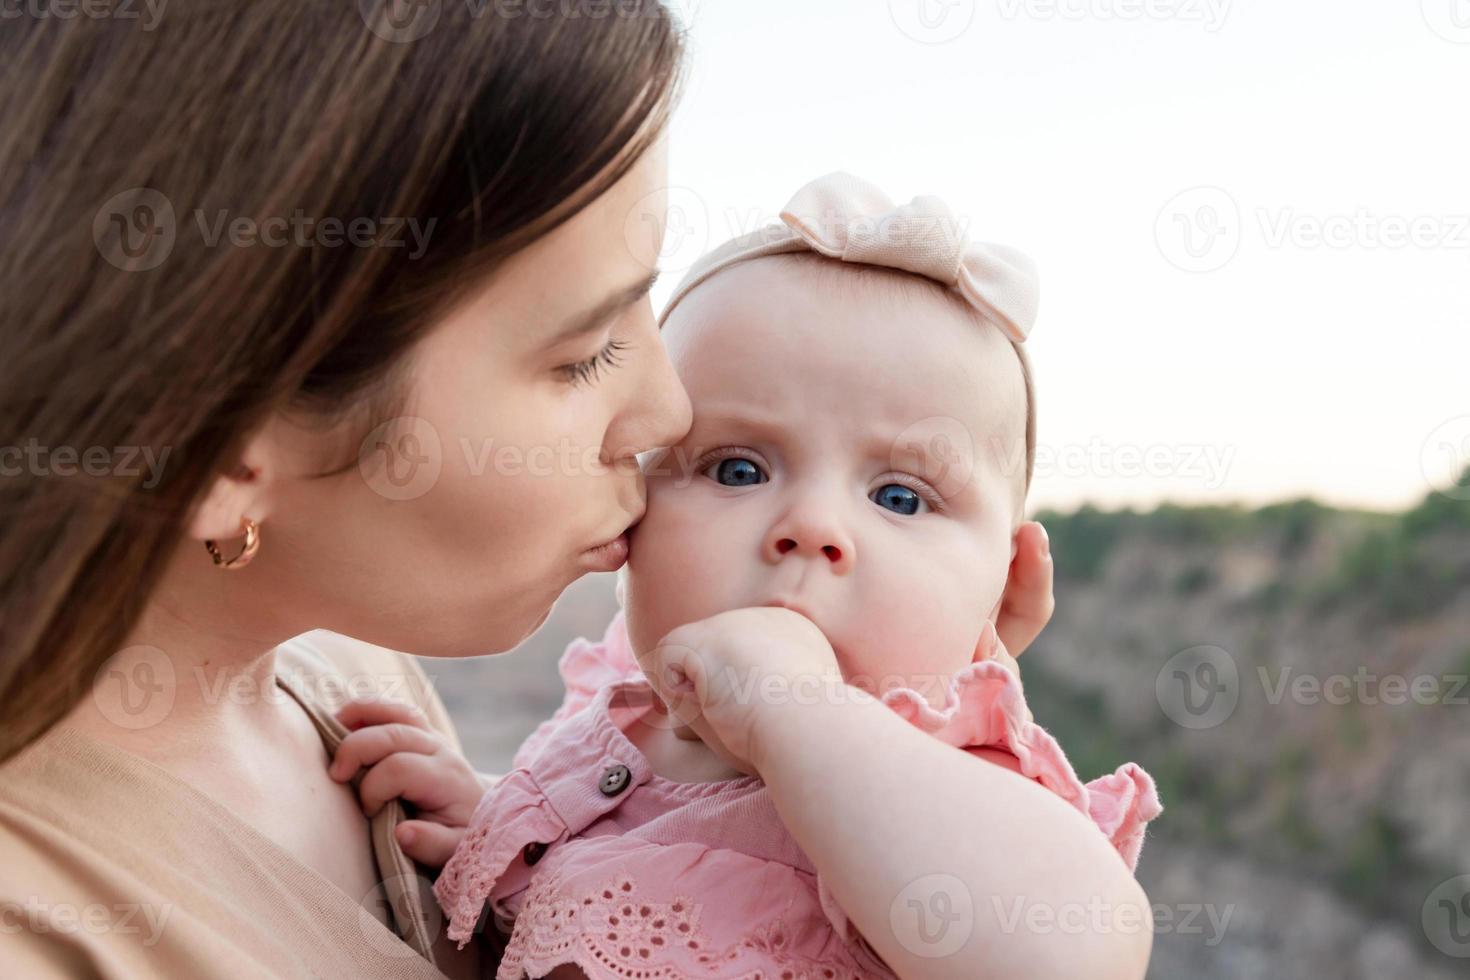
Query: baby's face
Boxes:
[{"xmin": 624, "ymin": 256, "xmax": 1029, "ymax": 704}]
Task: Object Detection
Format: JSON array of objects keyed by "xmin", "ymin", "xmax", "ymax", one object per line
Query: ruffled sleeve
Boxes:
[
  {"xmin": 432, "ymin": 770, "xmax": 569, "ymax": 948},
  {"xmin": 1084, "ymin": 763, "xmax": 1161, "ymax": 870},
  {"xmin": 817, "ymin": 623, "xmax": 1162, "ymax": 945},
  {"xmin": 512, "ymin": 611, "xmax": 644, "ymax": 768}
]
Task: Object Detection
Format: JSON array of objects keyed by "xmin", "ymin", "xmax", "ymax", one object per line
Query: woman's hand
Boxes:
[
  {"xmin": 637, "ymin": 606, "xmax": 845, "ymax": 778},
  {"xmin": 329, "ymin": 698, "xmax": 486, "ymax": 868}
]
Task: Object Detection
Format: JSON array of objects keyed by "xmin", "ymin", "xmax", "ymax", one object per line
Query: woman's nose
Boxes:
[
  {"xmin": 603, "ymin": 312, "xmax": 693, "ymax": 464},
  {"xmin": 762, "ymin": 504, "xmax": 856, "ymax": 574}
]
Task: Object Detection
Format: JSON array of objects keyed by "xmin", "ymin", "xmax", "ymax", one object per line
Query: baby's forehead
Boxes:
[
  {"xmin": 661, "ymin": 253, "xmax": 1029, "ymax": 467},
  {"xmin": 667, "ymin": 254, "xmax": 1020, "ymax": 388}
]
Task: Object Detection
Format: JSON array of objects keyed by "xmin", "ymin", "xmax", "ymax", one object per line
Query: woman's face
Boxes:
[{"xmin": 258, "ymin": 143, "xmax": 692, "ymax": 656}]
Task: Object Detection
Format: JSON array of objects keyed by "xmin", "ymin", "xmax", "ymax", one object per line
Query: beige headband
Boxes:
[{"xmin": 658, "ymin": 171, "xmax": 1040, "ymax": 343}]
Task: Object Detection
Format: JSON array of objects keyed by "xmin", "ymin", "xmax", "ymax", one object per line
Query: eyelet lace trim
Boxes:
[{"xmin": 495, "ymin": 868, "xmax": 885, "ymax": 980}]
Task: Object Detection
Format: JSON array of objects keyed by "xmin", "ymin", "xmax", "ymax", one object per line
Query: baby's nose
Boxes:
[{"xmin": 763, "ymin": 515, "xmax": 855, "ymax": 573}]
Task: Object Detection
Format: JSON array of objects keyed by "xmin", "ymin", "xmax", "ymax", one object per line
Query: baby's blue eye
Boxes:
[
  {"xmin": 872, "ymin": 483, "xmax": 921, "ymax": 515},
  {"xmin": 713, "ymin": 458, "xmax": 765, "ymax": 487}
]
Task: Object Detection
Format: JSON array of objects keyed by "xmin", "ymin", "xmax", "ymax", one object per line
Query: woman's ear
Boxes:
[{"xmin": 184, "ymin": 419, "xmax": 287, "ymax": 543}]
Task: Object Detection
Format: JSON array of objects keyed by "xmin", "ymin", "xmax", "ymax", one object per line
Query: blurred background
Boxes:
[{"xmin": 423, "ymin": 3, "xmax": 1470, "ymax": 977}]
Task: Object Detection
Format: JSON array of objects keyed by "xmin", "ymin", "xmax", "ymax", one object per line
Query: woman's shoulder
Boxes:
[
  {"xmin": 0, "ymin": 734, "xmax": 448, "ymax": 980},
  {"xmin": 276, "ymin": 630, "xmax": 461, "ymax": 751}
]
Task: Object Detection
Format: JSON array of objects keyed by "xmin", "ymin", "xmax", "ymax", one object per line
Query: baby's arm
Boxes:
[
  {"xmin": 644, "ymin": 605, "xmax": 1150, "ymax": 980},
  {"xmin": 758, "ymin": 696, "xmax": 1151, "ymax": 980}
]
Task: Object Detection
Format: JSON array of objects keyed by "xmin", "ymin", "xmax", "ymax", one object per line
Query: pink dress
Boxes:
[{"xmin": 435, "ymin": 613, "xmax": 1162, "ymax": 979}]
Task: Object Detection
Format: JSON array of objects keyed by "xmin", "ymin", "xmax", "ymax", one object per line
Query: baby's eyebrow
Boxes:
[
  {"xmin": 869, "ymin": 426, "xmax": 978, "ymax": 487},
  {"xmin": 688, "ymin": 410, "xmax": 788, "ymax": 442}
]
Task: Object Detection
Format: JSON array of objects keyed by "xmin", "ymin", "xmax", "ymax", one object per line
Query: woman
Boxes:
[{"xmin": 0, "ymin": 4, "xmax": 1140, "ymax": 978}]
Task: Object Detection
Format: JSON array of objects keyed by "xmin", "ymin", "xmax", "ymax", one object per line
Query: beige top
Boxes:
[{"xmin": 0, "ymin": 633, "xmax": 487, "ymax": 978}]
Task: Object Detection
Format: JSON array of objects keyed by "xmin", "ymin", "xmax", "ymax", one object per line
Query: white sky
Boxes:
[{"xmin": 655, "ymin": 0, "xmax": 1470, "ymax": 512}]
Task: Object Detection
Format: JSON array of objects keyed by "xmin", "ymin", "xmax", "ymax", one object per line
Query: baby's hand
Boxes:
[
  {"xmin": 639, "ymin": 606, "xmax": 844, "ymax": 778},
  {"xmin": 329, "ymin": 698, "xmax": 486, "ymax": 868}
]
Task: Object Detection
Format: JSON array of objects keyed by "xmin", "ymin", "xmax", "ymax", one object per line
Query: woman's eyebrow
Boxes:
[{"xmin": 544, "ymin": 271, "xmax": 660, "ymax": 345}]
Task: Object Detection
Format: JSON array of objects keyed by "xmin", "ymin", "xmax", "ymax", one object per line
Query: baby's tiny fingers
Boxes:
[
  {"xmin": 336, "ymin": 697, "xmax": 432, "ymax": 733},
  {"xmin": 395, "ymin": 820, "xmax": 465, "ymax": 869},
  {"xmin": 330, "ymin": 723, "xmax": 441, "ymax": 782},
  {"xmin": 358, "ymin": 752, "xmax": 443, "ymax": 818}
]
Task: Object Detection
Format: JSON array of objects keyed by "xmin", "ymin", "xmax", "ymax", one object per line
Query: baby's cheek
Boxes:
[
  {"xmin": 839, "ymin": 593, "xmax": 964, "ymax": 697},
  {"xmin": 842, "ymin": 547, "xmax": 1003, "ymax": 700},
  {"xmin": 624, "ymin": 496, "xmax": 738, "ymax": 651}
]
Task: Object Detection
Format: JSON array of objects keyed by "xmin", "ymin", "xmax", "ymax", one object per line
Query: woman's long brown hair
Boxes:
[{"xmin": 0, "ymin": 1, "xmax": 686, "ymax": 761}]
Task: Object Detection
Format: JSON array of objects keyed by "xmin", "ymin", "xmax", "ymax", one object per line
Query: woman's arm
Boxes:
[{"xmin": 752, "ymin": 692, "xmax": 1152, "ymax": 980}]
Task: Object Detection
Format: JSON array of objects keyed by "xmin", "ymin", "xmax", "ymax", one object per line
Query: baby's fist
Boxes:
[{"xmin": 639, "ymin": 606, "xmax": 843, "ymax": 777}]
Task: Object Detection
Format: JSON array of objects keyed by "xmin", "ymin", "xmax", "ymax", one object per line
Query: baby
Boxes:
[{"xmin": 361, "ymin": 173, "xmax": 1159, "ymax": 978}]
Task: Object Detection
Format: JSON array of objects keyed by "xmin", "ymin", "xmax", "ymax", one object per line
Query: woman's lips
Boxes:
[{"xmin": 580, "ymin": 532, "xmax": 630, "ymax": 572}]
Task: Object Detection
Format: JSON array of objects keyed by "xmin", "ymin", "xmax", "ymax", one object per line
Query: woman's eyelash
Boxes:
[{"xmin": 558, "ymin": 339, "xmax": 630, "ymax": 387}]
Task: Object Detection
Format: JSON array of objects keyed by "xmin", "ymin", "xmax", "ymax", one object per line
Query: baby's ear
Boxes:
[
  {"xmin": 970, "ymin": 619, "xmax": 1000, "ymax": 665},
  {"xmin": 972, "ymin": 523, "xmax": 1026, "ymax": 663},
  {"xmin": 982, "ymin": 524, "xmax": 1026, "ymax": 618}
]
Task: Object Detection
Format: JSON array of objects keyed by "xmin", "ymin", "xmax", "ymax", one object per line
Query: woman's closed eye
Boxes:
[{"xmin": 556, "ymin": 339, "xmax": 630, "ymax": 388}]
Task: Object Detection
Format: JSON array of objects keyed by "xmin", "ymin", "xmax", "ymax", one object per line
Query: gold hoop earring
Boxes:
[{"xmin": 205, "ymin": 518, "xmax": 261, "ymax": 570}]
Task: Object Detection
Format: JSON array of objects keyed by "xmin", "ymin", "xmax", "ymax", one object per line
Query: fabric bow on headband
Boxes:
[{"xmin": 659, "ymin": 171, "xmax": 1040, "ymax": 343}]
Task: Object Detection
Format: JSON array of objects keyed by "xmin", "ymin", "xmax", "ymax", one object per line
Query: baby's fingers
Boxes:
[
  {"xmin": 336, "ymin": 697, "xmax": 433, "ymax": 733},
  {"xmin": 395, "ymin": 820, "xmax": 464, "ymax": 869},
  {"xmin": 329, "ymin": 723, "xmax": 441, "ymax": 782},
  {"xmin": 357, "ymin": 752, "xmax": 450, "ymax": 818}
]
